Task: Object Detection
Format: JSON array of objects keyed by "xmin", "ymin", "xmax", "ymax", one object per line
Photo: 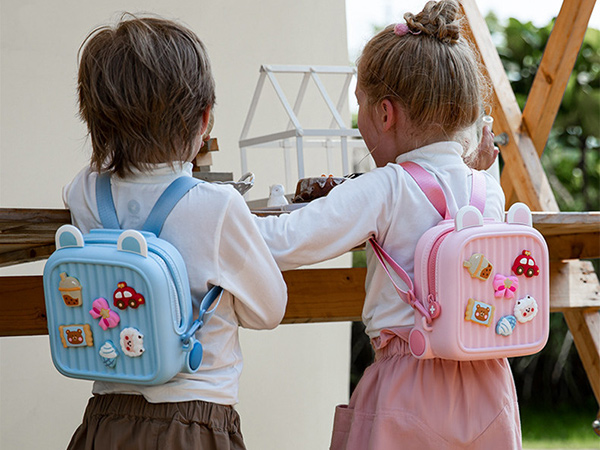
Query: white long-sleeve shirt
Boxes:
[
  {"xmin": 62, "ymin": 162, "xmax": 287, "ymax": 405},
  {"xmin": 256, "ymin": 142, "xmax": 505, "ymax": 338}
]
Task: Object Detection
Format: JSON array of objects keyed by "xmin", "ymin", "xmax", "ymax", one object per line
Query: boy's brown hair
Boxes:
[
  {"xmin": 78, "ymin": 15, "xmax": 215, "ymax": 177},
  {"xmin": 357, "ymin": 0, "xmax": 488, "ymax": 140}
]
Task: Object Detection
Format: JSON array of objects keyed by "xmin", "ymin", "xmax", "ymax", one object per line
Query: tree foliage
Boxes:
[{"xmin": 486, "ymin": 13, "xmax": 600, "ymax": 212}]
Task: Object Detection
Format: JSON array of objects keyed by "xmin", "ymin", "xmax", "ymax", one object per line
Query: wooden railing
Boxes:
[{"xmin": 1, "ymin": 207, "xmax": 598, "ymax": 406}]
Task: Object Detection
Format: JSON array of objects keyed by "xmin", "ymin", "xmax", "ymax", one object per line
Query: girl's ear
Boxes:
[{"xmin": 379, "ymin": 99, "xmax": 396, "ymax": 132}]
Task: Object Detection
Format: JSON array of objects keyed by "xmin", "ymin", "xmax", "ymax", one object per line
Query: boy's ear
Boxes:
[{"xmin": 200, "ymin": 106, "xmax": 213, "ymax": 136}]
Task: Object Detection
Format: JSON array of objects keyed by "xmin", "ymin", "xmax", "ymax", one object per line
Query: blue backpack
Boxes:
[{"xmin": 43, "ymin": 174, "xmax": 222, "ymax": 385}]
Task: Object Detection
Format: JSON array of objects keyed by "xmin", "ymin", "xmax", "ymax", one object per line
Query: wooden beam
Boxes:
[
  {"xmin": 6, "ymin": 265, "xmax": 600, "ymax": 336},
  {"xmin": 549, "ymin": 261, "xmax": 600, "ymax": 311},
  {"xmin": 0, "ymin": 276, "xmax": 47, "ymax": 336},
  {"xmin": 532, "ymin": 211, "xmax": 600, "ymax": 235},
  {"xmin": 0, "ymin": 244, "xmax": 57, "ymax": 267},
  {"xmin": 545, "ymin": 232, "xmax": 600, "ymax": 260},
  {"xmin": 563, "ymin": 308, "xmax": 600, "ymax": 405},
  {"xmin": 532, "ymin": 212, "xmax": 600, "ymax": 260},
  {"xmin": 282, "ymin": 268, "xmax": 365, "ymax": 323},
  {"xmin": 0, "ymin": 270, "xmax": 366, "ymax": 336},
  {"xmin": 503, "ymin": 0, "xmax": 596, "ymax": 201},
  {"xmin": 459, "ymin": 0, "xmax": 559, "ymax": 211}
]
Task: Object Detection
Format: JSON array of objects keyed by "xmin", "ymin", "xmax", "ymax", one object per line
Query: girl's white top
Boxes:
[
  {"xmin": 256, "ymin": 142, "xmax": 505, "ymax": 338},
  {"xmin": 63, "ymin": 163, "xmax": 287, "ymax": 405}
]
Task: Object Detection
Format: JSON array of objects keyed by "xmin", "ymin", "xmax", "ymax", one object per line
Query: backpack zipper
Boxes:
[{"xmin": 425, "ymin": 227, "xmax": 452, "ymax": 319}]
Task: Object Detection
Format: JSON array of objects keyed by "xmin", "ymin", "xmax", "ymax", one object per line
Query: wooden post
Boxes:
[
  {"xmin": 460, "ymin": 0, "xmax": 600, "ymax": 410},
  {"xmin": 460, "ymin": 0, "xmax": 559, "ymax": 211},
  {"xmin": 563, "ymin": 309, "xmax": 600, "ymax": 405},
  {"xmin": 506, "ymin": 0, "xmax": 597, "ymax": 200}
]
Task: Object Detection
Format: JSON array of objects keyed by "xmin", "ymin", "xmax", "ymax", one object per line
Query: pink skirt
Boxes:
[{"xmin": 330, "ymin": 328, "xmax": 522, "ymax": 450}]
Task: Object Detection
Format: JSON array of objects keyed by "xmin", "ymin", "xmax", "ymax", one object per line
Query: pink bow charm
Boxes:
[
  {"xmin": 90, "ymin": 297, "xmax": 121, "ymax": 331},
  {"xmin": 493, "ymin": 274, "xmax": 519, "ymax": 299}
]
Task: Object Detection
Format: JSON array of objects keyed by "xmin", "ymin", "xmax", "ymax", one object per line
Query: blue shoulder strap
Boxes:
[
  {"xmin": 96, "ymin": 173, "xmax": 201, "ymax": 235},
  {"xmin": 142, "ymin": 176, "xmax": 201, "ymax": 236},
  {"xmin": 96, "ymin": 173, "xmax": 120, "ymax": 229}
]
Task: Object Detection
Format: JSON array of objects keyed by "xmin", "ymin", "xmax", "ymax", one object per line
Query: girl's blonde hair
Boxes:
[
  {"xmin": 357, "ymin": 0, "xmax": 488, "ymax": 139},
  {"xmin": 78, "ymin": 14, "xmax": 216, "ymax": 177}
]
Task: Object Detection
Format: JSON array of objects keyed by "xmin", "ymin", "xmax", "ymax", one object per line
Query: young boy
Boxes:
[{"xmin": 65, "ymin": 15, "xmax": 286, "ymax": 450}]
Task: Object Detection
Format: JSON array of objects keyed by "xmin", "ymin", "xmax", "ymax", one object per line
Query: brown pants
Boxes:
[{"xmin": 67, "ymin": 394, "xmax": 246, "ymax": 450}]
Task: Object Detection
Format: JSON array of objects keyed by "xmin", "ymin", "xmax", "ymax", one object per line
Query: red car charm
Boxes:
[
  {"xmin": 113, "ymin": 282, "xmax": 146, "ymax": 310},
  {"xmin": 512, "ymin": 250, "xmax": 539, "ymax": 278}
]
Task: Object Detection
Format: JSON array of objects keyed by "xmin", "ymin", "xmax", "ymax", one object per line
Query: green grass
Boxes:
[{"xmin": 521, "ymin": 404, "xmax": 600, "ymax": 449}]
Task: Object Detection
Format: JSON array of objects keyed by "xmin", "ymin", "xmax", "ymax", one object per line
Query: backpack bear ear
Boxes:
[
  {"xmin": 455, "ymin": 205, "xmax": 483, "ymax": 231},
  {"xmin": 55, "ymin": 225, "xmax": 84, "ymax": 249},
  {"xmin": 117, "ymin": 230, "xmax": 148, "ymax": 257},
  {"xmin": 507, "ymin": 202, "xmax": 532, "ymax": 226}
]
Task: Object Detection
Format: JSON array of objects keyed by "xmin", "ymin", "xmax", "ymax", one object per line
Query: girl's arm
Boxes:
[
  {"xmin": 255, "ymin": 169, "xmax": 394, "ymax": 271},
  {"xmin": 216, "ymin": 191, "xmax": 287, "ymax": 329}
]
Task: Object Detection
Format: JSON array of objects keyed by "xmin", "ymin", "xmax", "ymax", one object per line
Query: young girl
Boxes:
[
  {"xmin": 255, "ymin": 1, "xmax": 521, "ymax": 448},
  {"xmin": 64, "ymin": 15, "xmax": 286, "ymax": 450}
]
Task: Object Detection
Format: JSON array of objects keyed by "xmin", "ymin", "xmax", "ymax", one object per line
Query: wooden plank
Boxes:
[
  {"xmin": 460, "ymin": 0, "xmax": 559, "ymax": 212},
  {"xmin": 549, "ymin": 261, "xmax": 600, "ymax": 311},
  {"xmin": 504, "ymin": 0, "xmax": 596, "ymax": 201},
  {"xmin": 194, "ymin": 151, "xmax": 213, "ymax": 167},
  {"xmin": 545, "ymin": 232, "xmax": 600, "ymax": 260},
  {"xmin": 0, "ymin": 208, "xmax": 71, "ymax": 223},
  {"xmin": 0, "ymin": 276, "xmax": 47, "ymax": 336},
  {"xmin": 532, "ymin": 211, "xmax": 600, "ymax": 236},
  {"xmin": 0, "ymin": 270, "xmax": 366, "ymax": 336},
  {"xmin": 281, "ymin": 268, "xmax": 365, "ymax": 323},
  {"xmin": 563, "ymin": 308, "xmax": 600, "ymax": 405},
  {"xmin": 5, "ymin": 265, "xmax": 600, "ymax": 335},
  {"xmin": 0, "ymin": 244, "xmax": 56, "ymax": 267}
]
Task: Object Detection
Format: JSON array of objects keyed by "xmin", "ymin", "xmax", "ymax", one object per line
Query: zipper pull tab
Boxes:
[{"xmin": 427, "ymin": 294, "xmax": 441, "ymax": 320}]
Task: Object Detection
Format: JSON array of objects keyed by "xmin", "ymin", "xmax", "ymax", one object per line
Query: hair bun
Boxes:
[{"xmin": 404, "ymin": 0, "xmax": 461, "ymax": 44}]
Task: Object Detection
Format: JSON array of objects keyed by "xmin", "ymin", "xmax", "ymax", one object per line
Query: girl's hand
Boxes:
[{"xmin": 465, "ymin": 126, "xmax": 499, "ymax": 171}]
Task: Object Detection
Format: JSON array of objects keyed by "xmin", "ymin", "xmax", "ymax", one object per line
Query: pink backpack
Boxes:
[{"xmin": 370, "ymin": 162, "xmax": 549, "ymax": 360}]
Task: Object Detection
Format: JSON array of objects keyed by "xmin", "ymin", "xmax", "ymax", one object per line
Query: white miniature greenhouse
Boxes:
[{"xmin": 239, "ymin": 65, "xmax": 366, "ymax": 192}]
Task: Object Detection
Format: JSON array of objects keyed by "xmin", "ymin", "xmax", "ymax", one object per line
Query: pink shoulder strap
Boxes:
[
  {"xmin": 400, "ymin": 161, "xmax": 450, "ymax": 219},
  {"xmin": 368, "ymin": 237, "xmax": 433, "ymax": 323},
  {"xmin": 469, "ymin": 169, "xmax": 486, "ymax": 214},
  {"xmin": 400, "ymin": 161, "xmax": 487, "ymax": 216}
]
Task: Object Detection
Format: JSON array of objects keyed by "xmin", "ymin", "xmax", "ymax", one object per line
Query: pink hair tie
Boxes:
[{"xmin": 394, "ymin": 22, "xmax": 421, "ymax": 37}]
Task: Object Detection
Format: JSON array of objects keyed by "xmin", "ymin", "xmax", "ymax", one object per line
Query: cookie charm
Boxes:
[
  {"xmin": 465, "ymin": 298, "xmax": 495, "ymax": 326},
  {"xmin": 59, "ymin": 324, "xmax": 93, "ymax": 348}
]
